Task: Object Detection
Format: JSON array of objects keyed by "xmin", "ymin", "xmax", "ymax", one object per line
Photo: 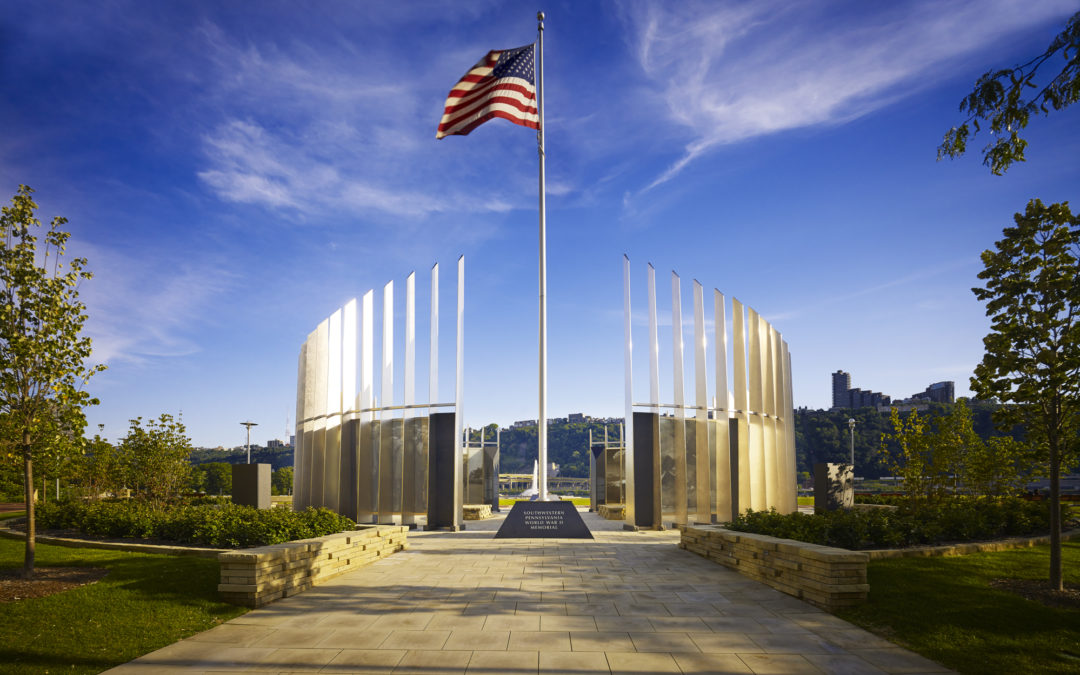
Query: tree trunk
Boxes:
[
  {"xmin": 1049, "ymin": 442, "xmax": 1062, "ymax": 591},
  {"xmin": 22, "ymin": 433, "xmax": 35, "ymax": 580}
]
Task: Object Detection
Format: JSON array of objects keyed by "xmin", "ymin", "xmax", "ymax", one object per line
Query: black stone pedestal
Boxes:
[{"xmin": 495, "ymin": 500, "xmax": 593, "ymax": 539}]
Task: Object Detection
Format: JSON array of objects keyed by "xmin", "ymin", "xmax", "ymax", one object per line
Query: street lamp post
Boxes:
[
  {"xmin": 847, "ymin": 418, "xmax": 856, "ymax": 469},
  {"xmin": 240, "ymin": 421, "xmax": 258, "ymax": 464}
]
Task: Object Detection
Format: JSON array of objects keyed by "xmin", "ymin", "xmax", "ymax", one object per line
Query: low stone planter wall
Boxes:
[
  {"xmin": 598, "ymin": 504, "xmax": 625, "ymax": 520},
  {"xmin": 218, "ymin": 525, "xmax": 408, "ymax": 608},
  {"xmin": 463, "ymin": 504, "xmax": 492, "ymax": 520},
  {"xmin": 679, "ymin": 525, "xmax": 868, "ymax": 611}
]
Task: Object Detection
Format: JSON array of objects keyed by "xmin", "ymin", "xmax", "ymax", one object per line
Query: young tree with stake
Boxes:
[{"xmin": 0, "ymin": 185, "xmax": 104, "ymax": 578}]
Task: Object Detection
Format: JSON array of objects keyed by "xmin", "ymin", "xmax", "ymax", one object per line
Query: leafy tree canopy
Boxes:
[
  {"xmin": 0, "ymin": 185, "xmax": 103, "ymax": 577},
  {"xmin": 938, "ymin": 11, "xmax": 1079, "ymax": 174},
  {"xmin": 971, "ymin": 198, "xmax": 1080, "ymax": 590}
]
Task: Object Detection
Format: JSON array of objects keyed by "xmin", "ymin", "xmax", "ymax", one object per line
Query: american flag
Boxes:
[{"xmin": 436, "ymin": 44, "xmax": 539, "ymax": 139}]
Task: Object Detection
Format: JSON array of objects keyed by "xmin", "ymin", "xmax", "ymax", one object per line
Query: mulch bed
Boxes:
[
  {"xmin": 0, "ymin": 566, "xmax": 109, "ymax": 602},
  {"xmin": 990, "ymin": 578, "xmax": 1080, "ymax": 610}
]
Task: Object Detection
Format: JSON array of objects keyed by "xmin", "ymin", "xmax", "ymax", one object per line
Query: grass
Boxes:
[
  {"xmin": 0, "ymin": 510, "xmax": 26, "ymax": 521},
  {"xmin": 0, "ymin": 537, "xmax": 246, "ymax": 674},
  {"xmin": 498, "ymin": 497, "xmax": 590, "ymax": 507},
  {"xmin": 836, "ymin": 541, "xmax": 1080, "ymax": 674},
  {"xmin": 797, "ymin": 496, "xmax": 814, "ymax": 506}
]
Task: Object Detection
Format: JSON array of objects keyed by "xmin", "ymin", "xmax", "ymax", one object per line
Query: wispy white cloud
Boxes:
[
  {"xmin": 78, "ymin": 242, "xmax": 234, "ymax": 366},
  {"xmin": 191, "ymin": 24, "xmax": 531, "ymax": 220},
  {"xmin": 197, "ymin": 118, "xmax": 519, "ymax": 219},
  {"xmin": 624, "ymin": 0, "xmax": 1078, "ymax": 192}
]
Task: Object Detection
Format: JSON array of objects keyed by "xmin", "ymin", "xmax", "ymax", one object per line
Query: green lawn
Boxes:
[
  {"xmin": 797, "ymin": 496, "xmax": 814, "ymax": 506},
  {"xmin": 498, "ymin": 497, "xmax": 590, "ymax": 507},
  {"xmin": 0, "ymin": 510, "xmax": 26, "ymax": 521},
  {"xmin": 836, "ymin": 541, "xmax": 1080, "ymax": 674},
  {"xmin": 0, "ymin": 538, "xmax": 246, "ymax": 674}
]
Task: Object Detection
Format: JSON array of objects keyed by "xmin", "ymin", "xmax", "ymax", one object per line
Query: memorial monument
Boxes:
[{"xmin": 622, "ymin": 259, "xmax": 797, "ymax": 529}]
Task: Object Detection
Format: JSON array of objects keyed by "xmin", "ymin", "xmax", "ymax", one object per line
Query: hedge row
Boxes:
[
  {"xmin": 726, "ymin": 498, "xmax": 1059, "ymax": 550},
  {"xmin": 36, "ymin": 500, "xmax": 356, "ymax": 548}
]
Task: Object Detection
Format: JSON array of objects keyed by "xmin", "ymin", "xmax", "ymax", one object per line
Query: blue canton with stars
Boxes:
[{"xmin": 492, "ymin": 44, "xmax": 535, "ymax": 84}]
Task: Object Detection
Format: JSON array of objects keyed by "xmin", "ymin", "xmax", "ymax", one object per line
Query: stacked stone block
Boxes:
[
  {"xmin": 462, "ymin": 504, "xmax": 492, "ymax": 520},
  {"xmin": 218, "ymin": 525, "xmax": 408, "ymax": 608},
  {"xmin": 598, "ymin": 503, "xmax": 625, "ymax": 520},
  {"xmin": 679, "ymin": 525, "xmax": 868, "ymax": 610}
]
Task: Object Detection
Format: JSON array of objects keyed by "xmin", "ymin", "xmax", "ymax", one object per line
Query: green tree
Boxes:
[
  {"xmin": 202, "ymin": 462, "xmax": 232, "ymax": 496},
  {"xmin": 121, "ymin": 414, "xmax": 193, "ymax": 502},
  {"xmin": 971, "ymin": 199, "xmax": 1080, "ymax": 591},
  {"xmin": 939, "ymin": 11, "xmax": 1079, "ymax": 174},
  {"xmin": 272, "ymin": 465, "xmax": 293, "ymax": 496},
  {"xmin": 0, "ymin": 186, "xmax": 104, "ymax": 578},
  {"xmin": 880, "ymin": 408, "xmax": 935, "ymax": 499}
]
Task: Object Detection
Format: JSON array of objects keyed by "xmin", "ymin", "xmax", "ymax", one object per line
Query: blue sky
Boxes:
[{"xmin": 2, "ymin": 1, "xmax": 1078, "ymax": 448}]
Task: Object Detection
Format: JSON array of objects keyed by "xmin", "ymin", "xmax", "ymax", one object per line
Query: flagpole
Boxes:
[{"xmin": 536, "ymin": 10, "xmax": 549, "ymax": 502}]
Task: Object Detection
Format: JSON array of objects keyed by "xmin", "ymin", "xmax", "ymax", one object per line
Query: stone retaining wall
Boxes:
[
  {"xmin": 218, "ymin": 525, "xmax": 408, "ymax": 608},
  {"xmin": 679, "ymin": 525, "xmax": 868, "ymax": 611}
]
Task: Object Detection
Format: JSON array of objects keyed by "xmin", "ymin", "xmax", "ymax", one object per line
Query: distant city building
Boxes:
[
  {"xmin": 289, "ymin": 435, "xmax": 296, "ymax": 446},
  {"xmin": 831, "ymin": 370, "xmax": 890, "ymax": 409},
  {"xmin": 911, "ymin": 381, "xmax": 955, "ymax": 404},
  {"xmin": 267, "ymin": 439, "xmax": 284, "ymax": 448},
  {"xmin": 512, "ymin": 419, "xmax": 537, "ymax": 428},
  {"xmin": 567, "ymin": 412, "xmax": 587, "ymax": 423},
  {"xmin": 831, "ymin": 371, "xmax": 851, "ymax": 409}
]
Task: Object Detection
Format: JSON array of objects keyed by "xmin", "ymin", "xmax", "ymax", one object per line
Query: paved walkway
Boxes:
[{"xmin": 107, "ymin": 511, "xmax": 950, "ymax": 674}]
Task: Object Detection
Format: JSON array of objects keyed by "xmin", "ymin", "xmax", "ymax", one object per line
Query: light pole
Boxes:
[
  {"xmin": 240, "ymin": 421, "xmax": 258, "ymax": 464},
  {"xmin": 847, "ymin": 418, "xmax": 856, "ymax": 469}
]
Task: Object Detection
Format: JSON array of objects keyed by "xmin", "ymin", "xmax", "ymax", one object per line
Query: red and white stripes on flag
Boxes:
[{"xmin": 436, "ymin": 44, "xmax": 539, "ymax": 139}]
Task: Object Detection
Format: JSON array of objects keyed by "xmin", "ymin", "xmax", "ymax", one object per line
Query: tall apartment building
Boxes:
[{"xmin": 832, "ymin": 370, "xmax": 851, "ymax": 409}]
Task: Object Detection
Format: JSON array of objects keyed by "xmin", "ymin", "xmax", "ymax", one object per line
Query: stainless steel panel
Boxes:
[
  {"xmin": 409, "ymin": 416, "xmax": 429, "ymax": 514},
  {"xmin": 713, "ymin": 291, "xmax": 731, "ymax": 521},
  {"xmin": 783, "ymin": 341, "xmax": 797, "ymax": 513},
  {"xmin": 378, "ymin": 418, "xmax": 399, "ymax": 522},
  {"xmin": 762, "ymin": 318, "xmax": 777, "ymax": 510},
  {"xmin": 324, "ymin": 309, "xmax": 342, "ymax": 514},
  {"xmin": 382, "ymin": 281, "xmax": 394, "ymax": 412},
  {"xmin": 311, "ymin": 318, "xmax": 329, "ymax": 509},
  {"xmin": 405, "ymin": 271, "xmax": 415, "ymax": 407},
  {"xmin": 391, "ymin": 418, "xmax": 404, "ymax": 517},
  {"xmin": 464, "ymin": 444, "xmax": 483, "ymax": 505},
  {"xmin": 670, "ymin": 273, "xmax": 687, "ymax": 525},
  {"xmin": 692, "ymin": 281, "xmax": 710, "ymax": 524},
  {"xmin": 731, "ymin": 299, "xmax": 751, "ymax": 515},
  {"xmin": 648, "ymin": 263, "xmax": 659, "ymax": 407},
  {"xmin": 659, "ymin": 415, "xmax": 677, "ymax": 519},
  {"xmin": 358, "ymin": 419, "xmax": 379, "ymax": 523},
  {"xmin": 430, "ymin": 263, "xmax": 439, "ymax": 405},
  {"xmin": 453, "ymin": 256, "xmax": 464, "ymax": 528},
  {"xmin": 622, "ymin": 255, "xmax": 635, "ymax": 525},
  {"xmin": 339, "ymin": 418, "xmax": 359, "ymax": 520},
  {"xmin": 341, "ymin": 299, "xmax": 358, "ymax": 520},
  {"xmin": 606, "ymin": 445, "xmax": 624, "ymax": 505},
  {"xmin": 483, "ymin": 443, "xmax": 499, "ymax": 507},
  {"xmin": 294, "ymin": 339, "xmax": 308, "ymax": 510},
  {"xmin": 746, "ymin": 307, "xmax": 765, "ymax": 511},
  {"xmin": 361, "ymin": 290, "xmax": 374, "ymax": 414},
  {"xmin": 684, "ymin": 418, "xmax": 697, "ymax": 522}
]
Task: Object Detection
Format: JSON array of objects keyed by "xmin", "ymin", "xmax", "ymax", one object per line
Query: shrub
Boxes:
[
  {"xmin": 726, "ymin": 497, "xmax": 1058, "ymax": 549},
  {"xmin": 37, "ymin": 499, "xmax": 355, "ymax": 548}
]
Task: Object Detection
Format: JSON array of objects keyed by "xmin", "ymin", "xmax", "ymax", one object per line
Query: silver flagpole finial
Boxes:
[{"xmin": 537, "ymin": 11, "xmax": 544, "ymax": 22}]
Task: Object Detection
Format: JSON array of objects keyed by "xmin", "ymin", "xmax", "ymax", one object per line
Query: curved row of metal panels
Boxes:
[
  {"xmin": 622, "ymin": 257, "xmax": 796, "ymax": 528},
  {"xmin": 293, "ymin": 259, "xmax": 465, "ymax": 528}
]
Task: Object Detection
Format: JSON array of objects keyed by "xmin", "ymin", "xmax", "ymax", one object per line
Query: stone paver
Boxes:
[{"xmin": 104, "ymin": 509, "xmax": 953, "ymax": 674}]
